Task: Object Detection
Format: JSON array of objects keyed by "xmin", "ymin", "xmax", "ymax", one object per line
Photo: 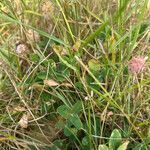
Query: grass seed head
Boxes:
[
  {"xmin": 41, "ymin": 1, "xmax": 54, "ymax": 20},
  {"xmin": 0, "ymin": 60, "xmax": 3, "ymax": 66},
  {"xmin": 26, "ymin": 29, "xmax": 40, "ymax": 42}
]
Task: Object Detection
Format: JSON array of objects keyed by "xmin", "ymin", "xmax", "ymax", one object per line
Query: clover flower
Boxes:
[
  {"xmin": 128, "ymin": 56, "xmax": 148, "ymax": 74},
  {"xmin": 15, "ymin": 43, "xmax": 29, "ymax": 56}
]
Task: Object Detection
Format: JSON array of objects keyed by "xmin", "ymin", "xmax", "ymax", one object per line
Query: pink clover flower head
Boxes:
[{"xmin": 128, "ymin": 56, "xmax": 148, "ymax": 74}]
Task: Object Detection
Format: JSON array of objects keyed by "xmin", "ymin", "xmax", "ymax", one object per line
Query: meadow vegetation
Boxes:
[{"xmin": 0, "ymin": 0, "xmax": 150, "ymax": 149}]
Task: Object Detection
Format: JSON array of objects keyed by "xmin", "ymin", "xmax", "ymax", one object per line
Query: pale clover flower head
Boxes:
[
  {"xmin": 128, "ymin": 56, "xmax": 148, "ymax": 74},
  {"xmin": 15, "ymin": 43, "xmax": 29, "ymax": 56},
  {"xmin": 26, "ymin": 29, "xmax": 40, "ymax": 42}
]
